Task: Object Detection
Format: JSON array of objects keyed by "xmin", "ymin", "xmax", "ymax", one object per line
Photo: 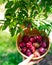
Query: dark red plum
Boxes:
[
  {"xmin": 40, "ymin": 41, "xmax": 47, "ymax": 48},
  {"xmin": 23, "ymin": 35, "xmax": 29, "ymax": 42},
  {"xmin": 36, "ymin": 36, "xmax": 42, "ymax": 42},
  {"xmin": 21, "ymin": 47, "xmax": 27, "ymax": 53},
  {"xmin": 39, "ymin": 47, "xmax": 46, "ymax": 55},
  {"xmin": 30, "ymin": 45, "xmax": 35, "ymax": 53},
  {"xmin": 42, "ymin": 42, "xmax": 47, "ymax": 48},
  {"xmin": 19, "ymin": 41, "xmax": 25, "ymax": 48},
  {"xmin": 26, "ymin": 49, "xmax": 32, "ymax": 56},
  {"xmin": 34, "ymin": 36, "xmax": 37, "ymax": 41},
  {"xmin": 26, "ymin": 42, "xmax": 32, "ymax": 48},
  {"xmin": 30, "ymin": 36, "xmax": 36, "ymax": 43}
]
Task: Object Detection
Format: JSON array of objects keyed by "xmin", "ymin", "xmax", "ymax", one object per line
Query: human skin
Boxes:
[{"xmin": 18, "ymin": 54, "xmax": 42, "ymax": 65}]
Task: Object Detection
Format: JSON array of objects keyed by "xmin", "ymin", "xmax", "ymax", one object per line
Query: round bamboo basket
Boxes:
[{"xmin": 16, "ymin": 28, "xmax": 50, "ymax": 60}]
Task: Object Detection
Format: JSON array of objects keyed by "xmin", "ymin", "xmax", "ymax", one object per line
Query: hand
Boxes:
[{"xmin": 18, "ymin": 54, "xmax": 42, "ymax": 65}]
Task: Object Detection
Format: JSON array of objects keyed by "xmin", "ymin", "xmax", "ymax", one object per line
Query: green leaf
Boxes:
[
  {"xmin": 5, "ymin": 8, "xmax": 14, "ymax": 14},
  {"xmin": 30, "ymin": 4, "xmax": 39, "ymax": 17},
  {"xmin": 5, "ymin": 9, "xmax": 16, "ymax": 19},
  {"xmin": 30, "ymin": 0, "xmax": 35, "ymax": 2},
  {"xmin": 18, "ymin": 12, "xmax": 23, "ymax": 19},
  {"xmin": 16, "ymin": 27, "xmax": 23, "ymax": 35},
  {"xmin": 9, "ymin": 27, "xmax": 16, "ymax": 36},
  {"xmin": 38, "ymin": 25, "xmax": 47, "ymax": 31},
  {"xmin": 17, "ymin": 19, "xmax": 23, "ymax": 25},
  {"xmin": 19, "ymin": 0, "xmax": 27, "ymax": 10},
  {"xmin": 12, "ymin": 2, "xmax": 19, "ymax": 11},
  {"xmin": 39, "ymin": 23, "xmax": 52, "ymax": 35},
  {"xmin": 32, "ymin": 22, "xmax": 37, "ymax": 29},
  {"xmin": 5, "ymin": 1, "xmax": 14, "ymax": 8},
  {"xmin": 2, "ymin": 19, "xmax": 10, "ymax": 30},
  {"xmin": 21, "ymin": 9, "xmax": 28, "ymax": 17}
]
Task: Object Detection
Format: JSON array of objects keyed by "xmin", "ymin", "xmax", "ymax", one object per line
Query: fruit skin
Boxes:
[
  {"xmin": 36, "ymin": 36, "xmax": 42, "ymax": 42},
  {"xmin": 26, "ymin": 42, "xmax": 35, "ymax": 53},
  {"xmin": 26, "ymin": 49, "xmax": 32, "ymax": 56},
  {"xmin": 26, "ymin": 42, "xmax": 32, "ymax": 48},
  {"xmin": 30, "ymin": 45, "xmax": 35, "ymax": 53},
  {"xmin": 23, "ymin": 35, "xmax": 29, "ymax": 42},
  {"xmin": 39, "ymin": 47, "xmax": 46, "ymax": 55},
  {"xmin": 42, "ymin": 42, "xmax": 47, "ymax": 48},
  {"xmin": 34, "ymin": 51, "xmax": 40, "ymax": 57},
  {"xmin": 34, "ymin": 36, "xmax": 37, "ymax": 41},
  {"xmin": 30, "ymin": 36, "xmax": 36, "ymax": 43},
  {"xmin": 19, "ymin": 35, "xmax": 47, "ymax": 57},
  {"xmin": 21, "ymin": 47, "xmax": 27, "ymax": 54},
  {"xmin": 33, "ymin": 42, "xmax": 40, "ymax": 48},
  {"xmin": 19, "ymin": 41, "xmax": 25, "ymax": 48}
]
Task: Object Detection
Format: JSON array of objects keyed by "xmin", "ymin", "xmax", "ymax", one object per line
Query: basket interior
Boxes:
[{"xmin": 16, "ymin": 28, "xmax": 49, "ymax": 59}]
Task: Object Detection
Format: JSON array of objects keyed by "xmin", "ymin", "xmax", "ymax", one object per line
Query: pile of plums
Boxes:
[{"xmin": 19, "ymin": 35, "xmax": 47, "ymax": 57}]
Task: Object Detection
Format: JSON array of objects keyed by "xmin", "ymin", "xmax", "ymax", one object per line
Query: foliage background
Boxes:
[{"xmin": 0, "ymin": 30, "xmax": 23, "ymax": 65}]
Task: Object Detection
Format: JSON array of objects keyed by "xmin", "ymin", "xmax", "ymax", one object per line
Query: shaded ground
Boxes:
[{"xmin": 38, "ymin": 54, "xmax": 52, "ymax": 65}]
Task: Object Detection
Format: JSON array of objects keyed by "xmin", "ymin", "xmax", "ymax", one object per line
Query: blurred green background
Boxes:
[{"xmin": 0, "ymin": 30, "xmax": 23, "ymax": 65}]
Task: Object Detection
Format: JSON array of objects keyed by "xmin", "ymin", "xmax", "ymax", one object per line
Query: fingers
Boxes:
[
  {"xmin": 21, "ymin": 54, "xmax": 34, "ymax": 64},
  {"xmin": 29, "ymin": 58, "xmax": 43, "ymax": 65},
  {"xmin": 22, "ymin": 54, "xmax": 43, "ymax": 65},
  {"xmin": 29, "ymin": 61, "xmax": 39, "ymax": 65},
  {"xmin": 26, "ymin": 54, "xmax": 34, "ymax": 62},
  {"xmin": 29, "ymin": 61, "xmax": 36, "ymax": 65}
]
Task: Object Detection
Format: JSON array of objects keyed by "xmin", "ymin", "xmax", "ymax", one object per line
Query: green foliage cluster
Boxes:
[{"xmin": 1, "ymin": 0, "xmax": 52, "ymax": 36}]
